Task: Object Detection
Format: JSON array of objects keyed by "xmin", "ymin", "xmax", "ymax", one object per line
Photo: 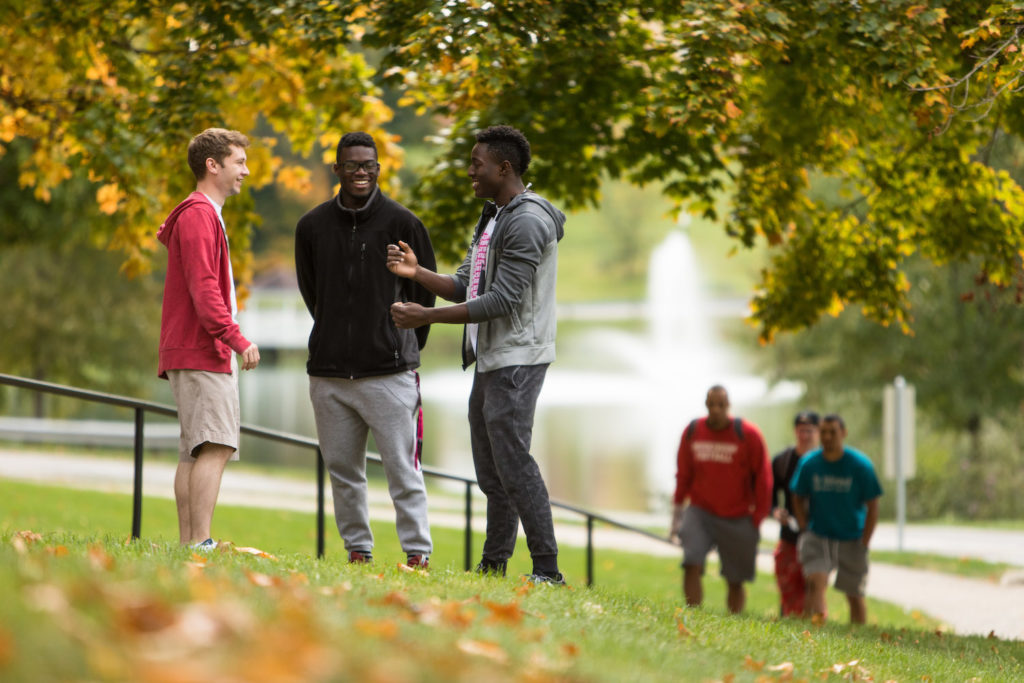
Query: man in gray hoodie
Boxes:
[{"xmin": 387, "ymin": 125, "xmax": 566, "ymax": 584}]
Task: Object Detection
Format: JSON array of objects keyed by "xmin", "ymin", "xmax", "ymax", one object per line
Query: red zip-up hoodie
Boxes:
[
  {"xmin": 157, "ymin": 192, "xmax": 250, "ymax": 378},
  {"xmin": 673, "ymin": 417, "xmax": 773, "ymax": 526}
]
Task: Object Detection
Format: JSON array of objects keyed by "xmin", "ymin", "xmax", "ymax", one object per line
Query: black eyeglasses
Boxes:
[{"xmin": 340, "ymin": 160, "xmax": 379, "ymax": 174}]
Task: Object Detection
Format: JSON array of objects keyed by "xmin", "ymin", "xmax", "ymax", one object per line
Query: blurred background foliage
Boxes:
[{"xmin": 4, "ymin": 1, "xmax": 1024, "ymax": 519}]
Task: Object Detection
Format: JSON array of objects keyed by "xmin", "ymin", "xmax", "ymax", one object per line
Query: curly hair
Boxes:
[
  {"xmin": 476, "ymin": 125, "xmax": 531, "ymax": 176},
  {"xmin": 187, "ymin": 128, "xmax": 249, "ymax": 181},
  {"xmin": 337, "ymin": 131, "xmax": 377, "ymax": 162}
]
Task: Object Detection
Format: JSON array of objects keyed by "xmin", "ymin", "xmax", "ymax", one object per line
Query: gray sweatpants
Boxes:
[
  {"xmin": 309, "ymin": 372, "xmax": 432, "ymax": 556},
  {"xmin": 469, "ymin": 364, "xmax": 559, "ymax": 574}
]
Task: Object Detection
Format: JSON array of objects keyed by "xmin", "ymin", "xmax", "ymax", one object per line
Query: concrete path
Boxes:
[{"xmin": 2, "ymin": 448, "xmax": 1023, "ymax": 640}]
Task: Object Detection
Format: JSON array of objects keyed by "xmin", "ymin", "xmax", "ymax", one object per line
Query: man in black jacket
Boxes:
[{"xmin": 295, "ymin": 132, "xmax": 436, "ymax": 567}]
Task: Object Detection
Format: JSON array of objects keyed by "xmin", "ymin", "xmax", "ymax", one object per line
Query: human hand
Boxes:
[
  {"xmin": 669, "ymin": 504, "xmax": 685, "ymax": 544},
  {"xmin": 390, "ymin": 301, "xmax": 429, "ymax": 329},
  {"xmin": 386, "ymin": 240, "xmax": 418, "ymax": 279},
  {"xmin": 241, "ymin": 343, "xmax": 260, "ymax": 370}
]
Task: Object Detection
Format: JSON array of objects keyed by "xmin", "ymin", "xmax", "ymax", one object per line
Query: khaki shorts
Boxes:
[
  {"xmin": 167, "ymin": 357, "xmax": 240, "ymax": 462},
  {"xmin": 798, "ymin": 530, "xmax": 869, "ymax": 597},
  {"xmin": 679, "ymin": 505, "xmax": 760, "ymax": 584}
]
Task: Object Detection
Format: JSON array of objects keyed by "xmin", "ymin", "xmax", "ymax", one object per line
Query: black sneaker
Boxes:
[
  {"xmin": 524, "ymin": 572, "xmax": 566, "ymax": 586},
  {"xmin": 348, "ymin": 550, "xmax": 373, "ymax": 564},
  {"xmin": 473, "ymin": 559, "xmax": 508, "ymax": 577}
]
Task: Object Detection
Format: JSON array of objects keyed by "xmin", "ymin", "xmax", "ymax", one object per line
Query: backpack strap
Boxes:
[
  {"xmin": 688, "ymin": 417, "xmax": 744, "ymax": 441},
  {"xmin": 684, "ymin": 418, "xmax": 699, "ymax": 441}
]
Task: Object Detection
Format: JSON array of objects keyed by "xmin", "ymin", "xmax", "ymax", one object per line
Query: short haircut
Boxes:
[
  {"xmin": 476, "ymin": 125, "xmax": 531, "ymax": 176},
  {"xmin": 794, "ymin": 411, "xmax": 820, "ymax": 427},
  {"xmin": 337, "ymin": 131, "xmax": 377, "ymax": 162},
  {"xmin": 822, "ymin": 413, "xmax": 846, "ymax": 430},
  {"xmin": 187, "ymin": 128, "xmax": 249, "ymax": 181}
]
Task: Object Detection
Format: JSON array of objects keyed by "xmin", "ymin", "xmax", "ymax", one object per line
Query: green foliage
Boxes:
[
  {"xmin": 0, "ymin": 140, "xmax": 160, "ymax": 402},
  {"xmin": 366, "ymin": 1, "xmax": 1024, "ymax": 338},
  {"xmin": 1, "ymin": 0, "xmax": 392, "ymax": 284},
  {"xmin": 764, "ymin": 254, "xmax": 1024, "ymax": 519},
  {"xmin": 6, "ymin": 1, "xmax": 1024, "ymax": 340}
]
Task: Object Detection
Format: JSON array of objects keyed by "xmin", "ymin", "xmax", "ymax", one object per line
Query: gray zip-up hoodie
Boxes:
[{"xmin": 448, "ymin": 190, "xmax": 566, "ymax": 371}]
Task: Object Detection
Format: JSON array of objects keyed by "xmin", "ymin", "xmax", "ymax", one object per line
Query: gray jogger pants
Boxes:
[
  {"xmin": 309, "ymin": 372, "xmax": 432, "ymax": 555},
  {"xmin": 469, "ymin": 364, "xmax": 558, "ymax": 573}
]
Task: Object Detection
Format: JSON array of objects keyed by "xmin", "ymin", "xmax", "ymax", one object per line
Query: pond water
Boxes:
[{"xmin": 235, "ymin": 230, "xmax": 802, "ymax": 513}]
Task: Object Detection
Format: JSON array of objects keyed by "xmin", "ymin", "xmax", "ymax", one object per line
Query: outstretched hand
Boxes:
[{"xmin": 386, "ymin": 240, "xmax": 418, "ymax": 279}]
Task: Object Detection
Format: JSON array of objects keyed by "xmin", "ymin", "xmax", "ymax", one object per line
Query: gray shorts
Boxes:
[
  {"xmin": 798, "ymin": 530, "xmax": 869, "ymax": 597},
  {"xmin": 679, "ymin": 505, "xmax": 759, "ymax": 583},
  {"xmin": 167, "ymin": 357, "xmax": 240, "ymax": 462}
]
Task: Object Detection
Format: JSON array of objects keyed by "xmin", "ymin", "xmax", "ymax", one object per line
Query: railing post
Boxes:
[
  {"xmin": 131, "ymin": 407, "xmax": 144, "ymax": 540},
  {"xmin": 316, "ymin": 448, "xmax": 325, "ymax": 559},
  {"xmin": 464, "ymin": 481, "xmax": 473, "ymax": 571},
  {"xmin": 586, "ymin": 515, "xmax": 594, "ymax": 587}
]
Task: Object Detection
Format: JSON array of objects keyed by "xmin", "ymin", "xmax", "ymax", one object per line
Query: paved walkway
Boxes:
[{"xmin": 2, "ymin": 448, "xmax": 1023, "ymax": 640}]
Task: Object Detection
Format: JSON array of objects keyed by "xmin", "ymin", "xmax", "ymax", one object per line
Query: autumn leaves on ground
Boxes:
[{"xmin": 2, "ymin": 530, "xmax": 1022, "ymax": 682}]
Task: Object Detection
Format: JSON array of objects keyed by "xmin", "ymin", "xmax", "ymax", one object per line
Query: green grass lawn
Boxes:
[
  {"xmin": 9, "ymin": 479, "xmax": 1024, "ymax": 682},
  {"xmin": 2, "ymin": 487, "xmax": 1022, "ymax": 682},
  {"xmin": 870, "ymin": 550, "xmax": 1017, "ymax": 583}
]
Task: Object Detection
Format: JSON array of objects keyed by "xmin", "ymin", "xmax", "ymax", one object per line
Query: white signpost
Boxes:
[{"xmin": 883, "ymin": 376, "xmax": 915, "ymax": 551}]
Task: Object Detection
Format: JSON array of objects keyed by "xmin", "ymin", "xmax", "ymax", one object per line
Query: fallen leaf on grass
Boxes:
[
  {"xmin": 457, "ymin": 638, "xmax": 508, "ymax": 664},
  {"xmin": 372, "ymin": 591, "xmax": 412, "ymax": 610},
  {"xmin": 355, "ymin": 618, "xmax": 399, "ymax": 640},
  {"xmin": 112, "ymin": 595, "xmax": 178, "ymax": 635},
  {"xmin": 767, "ymin": 661, "xmax": 794, "ymax": 676},
  {"xmin": 233, "ymin": 546, "xmax": 278, "ymax": 560},
  {"xmin": 88, "ymin": 545, "xmax": 115, "ymax": 571},
  {"xmin": 0, "ymin": 625, "xmax": 14, "ymax": 667},
  {"xmin": 25, "ymin": 583, "xmax": 70, "ymax": 615},
  {"xmin": 45, "ymin": 545, "xmax": 69, "ymax": 557},
  {"xmin": 744, "ymin": 655, "xmax": 765, "ymax": 671},
  {"xmin": 244, "ymin": 570, "xmax": 280, "ymax": 588},
  {"xmin": 318, "ymin": 581, "xmax": 353, "ymax": 596},
  {"xmin": 417, "ymin": 597, "xmax": 477, "ymax": 628},
  {"xmin": 11, "ymin": 530, "xmax": 41, "ymax": 553},
  {"xmin": 484, "ymin": 599, "xmax": 525, "ymax": 625},
  {"xmin": 561, "ymin": 643, "xmax": 580, "ymax": 658}
]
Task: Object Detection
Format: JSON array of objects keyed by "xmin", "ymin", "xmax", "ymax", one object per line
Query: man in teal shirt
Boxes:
[{"xmin": 791, "ymin": 414, "xmax": 882, "ymax": 624}]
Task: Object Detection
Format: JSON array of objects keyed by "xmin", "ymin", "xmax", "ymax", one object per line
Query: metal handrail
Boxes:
[{"xmin": 0, "ymin": 372, "xmax": 677, "ymax": 585}]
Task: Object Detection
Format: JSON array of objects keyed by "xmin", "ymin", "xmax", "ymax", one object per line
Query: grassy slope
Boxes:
[{"xmin": 2, "ymin": 480, "xmax": 1023, "ymax": 681}]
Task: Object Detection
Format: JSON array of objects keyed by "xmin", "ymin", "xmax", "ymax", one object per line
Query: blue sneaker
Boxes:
[{"xmin": 524, "ymin": 572, "xmax": 566, "ymax": 586}]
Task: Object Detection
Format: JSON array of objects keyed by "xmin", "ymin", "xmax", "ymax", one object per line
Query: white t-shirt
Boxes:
[
  {"xmin": 201, "ymin": 193, "xmax": 237, "ymax": 321},
  {"xmin": 466, "ymin": 209, "xmax": 500, "ymax": 353}
]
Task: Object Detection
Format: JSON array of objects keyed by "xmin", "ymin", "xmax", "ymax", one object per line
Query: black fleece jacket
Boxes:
[{"xmin": 295, "ymin": 188, "xmax": 436, "ymax": 378}]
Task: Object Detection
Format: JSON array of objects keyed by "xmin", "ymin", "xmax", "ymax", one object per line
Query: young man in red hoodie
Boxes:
[
  {"xmin": 157, "ymin": 128, "xmax": 260, "ymax": 549},
  {"xmin": 670, "ymin": 385, "xmax": 772, "ymax": 613}
]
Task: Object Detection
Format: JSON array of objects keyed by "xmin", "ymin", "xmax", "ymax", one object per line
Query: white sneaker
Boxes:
[{"xmin": 191, "ymin": 538, "xmax": 217, "ymax": 551}]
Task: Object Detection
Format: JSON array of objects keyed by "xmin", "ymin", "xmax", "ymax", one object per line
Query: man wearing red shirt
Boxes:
[
  {"xmin": 157, "ymin": 128, "xmax": 260, "ymax": 549},
  {"xmin": 670, "ymin": 385, "xmax": 772, "ymax": 613}
]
